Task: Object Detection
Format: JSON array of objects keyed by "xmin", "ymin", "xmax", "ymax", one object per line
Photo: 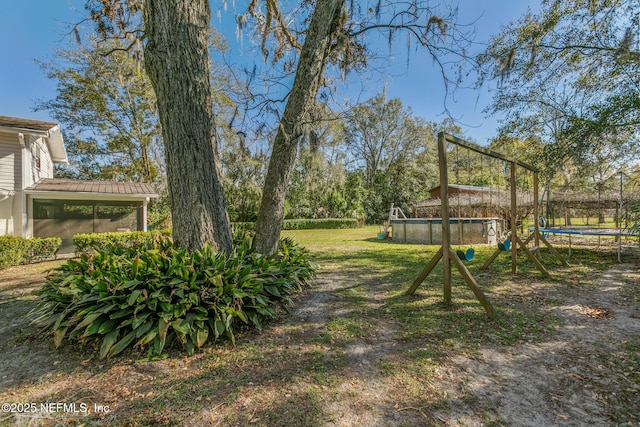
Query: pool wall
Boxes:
[{"xmin": 391, "ymin": 218, "xmax": 504, "ymax": 245}]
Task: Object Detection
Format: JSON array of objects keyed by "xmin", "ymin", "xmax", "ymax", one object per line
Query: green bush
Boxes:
[
  {"xmin": 281, "ymin": 218, "xmax": 360, "ymax": 230},
  {"xmin": 0, "ymin": 236, "xmax": 30, "ymax": 269},
  {"xmin": 0, "ymin": 236, "xmax": 62, "ymax": 269},
  {"xmin": 230, "ymin": 218, "xmax": 360, "ymax": 231},
  {"xmin": 73, "ymin": 229, "xmax": 172, "ymax": 255},
  {"xmin": 27, "ymin": 237, "xmax": 62, "ymax": 263},
  {"xmin": 32, "ymin": 230, "xmax": 317, "ymax": 358}
]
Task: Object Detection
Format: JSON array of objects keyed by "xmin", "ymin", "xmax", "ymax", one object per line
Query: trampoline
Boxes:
[
  {"xmin": 528, "ymin": 227, "xmax": 639, "ymax": 260},
  {"xmin": 535, "ymin": 227, "xmax": 639, "ymax": 237}
]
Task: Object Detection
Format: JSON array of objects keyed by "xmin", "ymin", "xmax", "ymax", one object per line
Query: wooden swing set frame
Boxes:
[{"xmin": 406, "ymin": 132, "xmax": 568, "ymax": 319}]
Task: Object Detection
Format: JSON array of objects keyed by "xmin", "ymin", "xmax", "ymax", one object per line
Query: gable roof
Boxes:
[
  {"xmin": 0, "ymin": 116, "xmax": 58, "ymax": 132},
  {"xmin": 26, "ymin": 178, "xmax": 158, "ymax": 198},
  {"xmin": 0, "ymin": 115, "xmax": 68, "ymax": 164}
]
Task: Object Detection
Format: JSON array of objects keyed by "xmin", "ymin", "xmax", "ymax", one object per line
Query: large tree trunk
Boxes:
[
  {"xmin": 144, "ymin": 0, "xmax": 233, "ymax": 253},
  {"xmin": 254, "ymin": 0, "xmax": 344, "ymax": 255}
]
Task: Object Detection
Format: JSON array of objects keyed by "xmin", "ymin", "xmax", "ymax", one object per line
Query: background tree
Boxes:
[
  {"xmin": 344, "ymin": 95, "xmax": 424, "ymax": 189},
  {"xmin": 286, "ymin": 116, "xmax": 350, "ymax": 219},
  {"xmin": 341, "ymin": 95, "xmax": 438, "ymax": 222},
  {"xmin": 36, "ymin": 40, "xmax": 164, "ymax": 187},
  {"xmin": 481, "ymin": 0, "xmax": 639, "ymax": 182},
  {"xmin": 220, "ymin": 131, "xmax": 267, "ymax": 222}
]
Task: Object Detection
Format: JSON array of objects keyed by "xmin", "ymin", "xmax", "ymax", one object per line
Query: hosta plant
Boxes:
[{"xmin": 31, "ymin": 231, "xmax": 317, "ymax": 358}]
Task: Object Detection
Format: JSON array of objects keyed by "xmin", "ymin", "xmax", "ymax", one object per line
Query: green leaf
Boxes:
[
  {"xmin": 214, "ymin": 319, "xmax": 224, "ymax": 339},
  {"xmin": 77, "ymin": 294, "xmax": 100, "ymax": 305},
  {"xmin": 136, "ymin": 329, "xmax": 158, "ymax": 347},
  {"xmin": 131, "ymin": 257, "xmax": 141, "ymax": 278},
  {"xmin": 246, "ymin": 309, "xmax": 262, "ymax": 330},
  {"xmin": 233, "ymin": 288, "xmax": 248, "ymax": 298},
  {"xmin": 255, "ymin": 294, "xmax": 269, "ymax": 307},
  {"xmin": 53, "ymin": 312, "xmax": 67, "ymax": 331},
  {"xmin": 159, "ymin": 302, "xmax": 173, "ymax": 312},
  {"xmin": 265, "ymin": 285, "xmax": 281, "ymax": 297},
  {"xmin": 53, "ymin": 325, "xmax": 69, "ymax": 348},
  {"xmin": 110, "ymin": 307, "xmax": 134, "ymax": 319},
  {"xmin": 186, "ymin": 340, "xmax": 195, "ymax": 356},
  {"xmin": 195, "ymin": 328, "xmax": 208, "ymax": 348},
  {"xmin": 238, "ymin": 273, "xmax": 253, "ymax": 285},
  {"xmin": 189, "ymin": 293, "xmax": 200, "ymax": 306},
  {"xmin": 127, "ymin": 289, "xmax": 143, "ymax": 306},
  {"xmin": 95, "ymin": 303, "xmax": 119, "ymax": 314},
  {"xmin": 70, "ymin": 312, "xmax": 102, "ymax": 334},
  {"xmin": 226, "ymin": 327, "xmax": 235, "ymax": 346},
  {"xmin": 171, "ymin": 319, "xmax": 190, "ymax": 337},
  {"xmin": 83, "ymin": 319, "xmax": 102, "ymax": 338},
  {"xmin": 100, "ymin": 329, "xmax": 119, "ymax": 358},
  {"xmin": 135, "ymin": 319, "xmax": 155, "ymax": 338},
  {"xmin": 236, "ymin": 310, "xmax": 248, "ymax": 324},
  {"xmin": 108, "ymin": 330, "xmax": 136, "ymax": 357},
  {"xmin": 98, "ymin": 319, "xmax": 118, "ymax": 335},
  {"xmin": 132, "ymin": 312, "xmax": 152, "ymax": 330},
  {"xmin": 122, "ymin": 280, "xmax": 142, "ymax": 289},
  {"xmin": 152, "ymin": 335, "xmax": 166, "ymax": 355}
]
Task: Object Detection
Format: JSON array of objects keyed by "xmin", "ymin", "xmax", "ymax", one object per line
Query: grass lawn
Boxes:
[{"xmin": 0, "ymin": 226, "xmax": 638, "ymax": 426}]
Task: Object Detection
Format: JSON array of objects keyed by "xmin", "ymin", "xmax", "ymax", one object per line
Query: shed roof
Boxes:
[{"xmin": 26, "ymin": 178, "xmax": 158, "ymax": 197}]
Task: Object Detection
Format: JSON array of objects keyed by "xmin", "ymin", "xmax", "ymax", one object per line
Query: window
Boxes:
[{"xmin": 33, "ymin": 199, "xmax": 142, "ymax": 236}]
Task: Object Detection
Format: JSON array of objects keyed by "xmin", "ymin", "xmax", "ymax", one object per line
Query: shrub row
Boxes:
[
  {"xmin": 72, "ymin": 219, "xmax": 359, "ymax": 255},
  {"xmin": 73, "ymin": 229, "xmax": 172, "ymax": 255},
  {"xmin": 0, "ymin": 236, "xmax": 62, "ymax": 269},
  {"xmin": 233, "ymin": 218, "xmax": 360, "ymax": 231},
  {"xmin": 282, "ymin": 218, "xmax": 360, "ymax": 230},
  {"xmin": 32, "ymin": 230, "xmax": 317, "ymax": 358}
]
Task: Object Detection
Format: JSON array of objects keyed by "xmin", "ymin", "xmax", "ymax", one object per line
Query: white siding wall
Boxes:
[
  {"xmin": 0, "ymin": 197, "xmax": 15, "ymax": 235},
  {"xmin": 29, "ymin": 135, "xmax": 54, "ymax": 185},
  {"xmin": 41, "ymin": 137, "xmax": 54, "ymax": 178},
  {"xmin": 0, "ymin": 131, "xmax": 21, "ymax": 191}
]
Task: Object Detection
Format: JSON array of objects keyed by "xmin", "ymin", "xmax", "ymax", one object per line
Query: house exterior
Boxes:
[{"xmin": 0, "ymin": 115, "xmax": 158, "ymax": 252}]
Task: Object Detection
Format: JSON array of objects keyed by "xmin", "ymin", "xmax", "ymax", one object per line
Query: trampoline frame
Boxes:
[{"xmin": 531, "ymin": 227, "xmax": 639, "ymax": 260}]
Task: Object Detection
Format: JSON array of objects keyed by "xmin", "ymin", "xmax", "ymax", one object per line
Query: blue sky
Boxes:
[{"xmin": 0, "ymin": 1, "xmax": 539, "ymax": 145}]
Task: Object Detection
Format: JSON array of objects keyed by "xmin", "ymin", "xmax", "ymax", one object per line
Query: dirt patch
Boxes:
[
  {"xmin": 429, "ymin": 264, "xmax": 640, "ymax": 426},
  {"xmin": 0, "ymin": 261, "xmax": 89, "ymax": 393}
]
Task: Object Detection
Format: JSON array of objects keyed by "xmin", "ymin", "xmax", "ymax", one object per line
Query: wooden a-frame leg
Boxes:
[
  {"xmin": 524, "ymin": 231, "xmax": 569, "ymax": 267},
  {"xmin": 515, "ymin": 234, "xmax": 550, "ymax": 278},
  {"xmin": 481, "ymin": 248, "xmax": 502, "ymax": 270},
  {"xmin": 538, "ymin": 233, "xmax": 569, "ymax": 266},
  {"xmin": 449, "ymin": 247, "xmax": 497, "ymax": 320},
  {"xmin": 407, "ymin": 246, "xmax": 444, "ymax": 295}
]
